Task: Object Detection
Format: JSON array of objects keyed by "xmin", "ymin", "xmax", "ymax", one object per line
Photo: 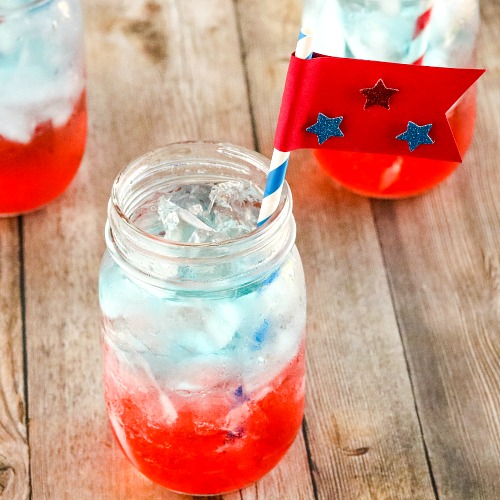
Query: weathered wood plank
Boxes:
[
  {"xmin": 237, "ymin": 0, "xmax": 436, "ymax": 498},
  {"xmin": 23, "ymin": 0, "xmax": 311, "ymax": 498},
  {"xmin": 0, "ymin": 218, "xmax": 29, "ymax": 500},
  {"xmin": 371, "ymin": 0, "xmax": 500, "ymax": 497}
]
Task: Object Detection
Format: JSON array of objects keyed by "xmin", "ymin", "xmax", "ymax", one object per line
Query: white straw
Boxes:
[{"xmin": 257, "ymin": 28, "xmax": 314, "ymax": 226}]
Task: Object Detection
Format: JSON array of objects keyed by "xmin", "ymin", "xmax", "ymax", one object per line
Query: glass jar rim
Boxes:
[
  {"xmin": 106, "ymin": 141, "xmax": 296, "ymax": 291},
  {"xmin": 0, "ymin": 0, "xmax": 51, "ymax": 17},
  {"xmin": 110, "ymin": 140, "xmax": 290, "ymax": 249}
]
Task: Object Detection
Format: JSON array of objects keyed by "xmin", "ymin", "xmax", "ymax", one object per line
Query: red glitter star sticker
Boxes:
[{"xmin": 360, "ymin": 79, "xmax": 399, "ymax": 110}]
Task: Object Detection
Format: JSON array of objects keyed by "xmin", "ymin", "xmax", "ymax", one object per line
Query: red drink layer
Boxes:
[
  {"xmin": 314, "ymin": 87, "xmax": 477, "ymax": 198},
  {"xmin": 104, "ymin": 342, "xmax": 306, "ymax": 495},
  {"xmin": 0, "ymin": 92, "xmax": 87, "ymax": 215}
]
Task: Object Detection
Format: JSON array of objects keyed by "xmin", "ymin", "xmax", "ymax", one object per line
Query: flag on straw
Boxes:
[{"xmin": 274, "ymin": 54, "xmax": 484, "ymax": 162}]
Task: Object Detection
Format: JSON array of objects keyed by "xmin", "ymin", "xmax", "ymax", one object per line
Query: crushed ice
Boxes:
[{"xmin": 156, "ymin": 181, "xmax": 261, "ymax": 243}]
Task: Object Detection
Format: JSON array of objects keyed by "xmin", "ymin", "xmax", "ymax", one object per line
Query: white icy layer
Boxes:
[
  {"xmin": 0, "ymin": 0, "xmax": 34, "ymax": 9},
  {"xmin": 0, "ymin": 0, "xmax": 85, "ymax": 143},
  {"xmin": 101, "ymin": 253, "xmax": 306, "ymax": 393}
]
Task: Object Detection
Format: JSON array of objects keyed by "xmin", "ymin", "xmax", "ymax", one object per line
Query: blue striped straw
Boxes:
[{"xmin": 257, "ymin": 28, "xmax": 314, "ymax": 226}]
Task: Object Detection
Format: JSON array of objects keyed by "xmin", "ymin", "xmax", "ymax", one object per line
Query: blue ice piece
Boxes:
[
  {"xmin": 252, "ymin": 319, "xmax": 270, "ymax": 350},
  {"xmin": 260, "ymin": 269, "xmax": 279, "ymax": 289}
]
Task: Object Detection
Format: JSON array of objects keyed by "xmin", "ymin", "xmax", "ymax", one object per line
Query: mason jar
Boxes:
[
  {"xmin": 302, "ymin": 0, "xmax": 480, "ymax": 198},
  {"xmin": 0, "ymin": 0, "xmax": 87, "ymax": 215},
  {"xmin": 99, "ymin": 141, "xmax": 307, "ymax": 495}
]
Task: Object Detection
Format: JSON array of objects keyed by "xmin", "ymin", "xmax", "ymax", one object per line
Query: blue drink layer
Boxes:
[
  {"xmin": 100, "ymin": 250, "xmax": 304, "ymax": 393},
  {"xmin": 100, "ymin": 179, "xmax": 306, "ymax": 398}
]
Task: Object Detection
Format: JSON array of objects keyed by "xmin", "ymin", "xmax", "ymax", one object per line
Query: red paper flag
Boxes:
[{"xmin": 274, "ymin": 53, "xmax": 484, "ymax": 162}]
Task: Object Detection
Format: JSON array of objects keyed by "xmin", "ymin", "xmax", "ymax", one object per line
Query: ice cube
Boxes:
[
  {"xmin": 187, "ymin": 228, "xmax": 214, "ymax": 244},
  {"xmin": 151, "ymin": 180, "xmax": 261, "ymax": 243},
  {"xmin": 158, "ymin": 196, "xmax": 181, "ymax": 232},
  {"xmin": 167, "ymin": 184, "xmax": 212, "ymax": 209},
  {"xmin": 209, "ymin": 180, "xmax": 260, "ymax": 233},
  {"xmin": 170, "ymin": 353, "xmax": 236, "ymax": 392},
  {"xmin": 108, "ymin": 412, "xmax": 141, "ymax": 468},
  {"xmin": 178, "ymin": 206, "xmax": 214, "ymax": 232},
  {"xmin": 0, "ymin": 106, "xmax": 35, "ymax": 143},
  {"xmin": 157, "ymin": 192, "xmax": 214, "ymax": 242},
  {"xmin": 169, "ymin": 301, "xmax": 240, "ymax": 355},
  {"xmin": 131, "ymin": 353, "xmax": 178, "ymax": 425},
  {"xmin": 224, "ymin": 401, "xmax": 251, "ymax": 433}
]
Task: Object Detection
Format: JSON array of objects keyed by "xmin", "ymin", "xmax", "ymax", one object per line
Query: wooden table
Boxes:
[{"xmin": 1, "ymin": 0, "xmax": 499, "ymax": 498}]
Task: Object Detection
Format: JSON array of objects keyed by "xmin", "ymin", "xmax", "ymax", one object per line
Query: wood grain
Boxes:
[
  {"xmin": 2, "ymin": 0, "xmax": 499, "ymax": 498},
  {"xmin": 0, "ymin": 218, "xmax": 29, "ymax": 499},
  {"xmin": 237, "ymin": 0, "xmax": 435, "ymax": 498},
  {"xmin": 371, "ymin": 1, "xmax": 500, "ymax": 498}
]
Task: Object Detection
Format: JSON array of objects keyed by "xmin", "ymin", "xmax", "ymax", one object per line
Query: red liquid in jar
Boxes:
[
  {"xmin": 0, "ymin": 92, "xmax": 87, "ymax": 215},
  {"xmin": 314, "ymin": 87, "xmax": 477, "ymax": 198},
  {"xmin": 104, "ymin": 341, "xmax": 306, "ymax": 495}
]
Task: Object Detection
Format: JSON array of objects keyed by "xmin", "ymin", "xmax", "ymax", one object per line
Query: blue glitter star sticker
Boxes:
[
  {"xmin": 396, "ymin": 121, "xmax": 434, "ymax": 152},
  {"xmin": 306, "ymin": 113, "xmax": 344, "ymax": 145}
]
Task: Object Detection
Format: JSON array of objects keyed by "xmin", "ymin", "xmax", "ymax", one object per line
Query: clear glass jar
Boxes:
[
  {"xmin": 0, "ymin": 0, "xmax": 87, "ymax": 215},
  {"xmin": 302, "ymin": 0, "xmax": 479, "ymax": 198},
  {"xmin": 99, "ymin": 142, "xmax": 307, "ymax": 495}
]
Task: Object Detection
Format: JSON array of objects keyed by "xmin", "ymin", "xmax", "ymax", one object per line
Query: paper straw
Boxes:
[
  {"xmin": 408, "ymin": 1, "xmax": 434, "ymax": 65},
  {"xmin": 257, "ymin": 28, "xmax": 314, "ymax": 226}
]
